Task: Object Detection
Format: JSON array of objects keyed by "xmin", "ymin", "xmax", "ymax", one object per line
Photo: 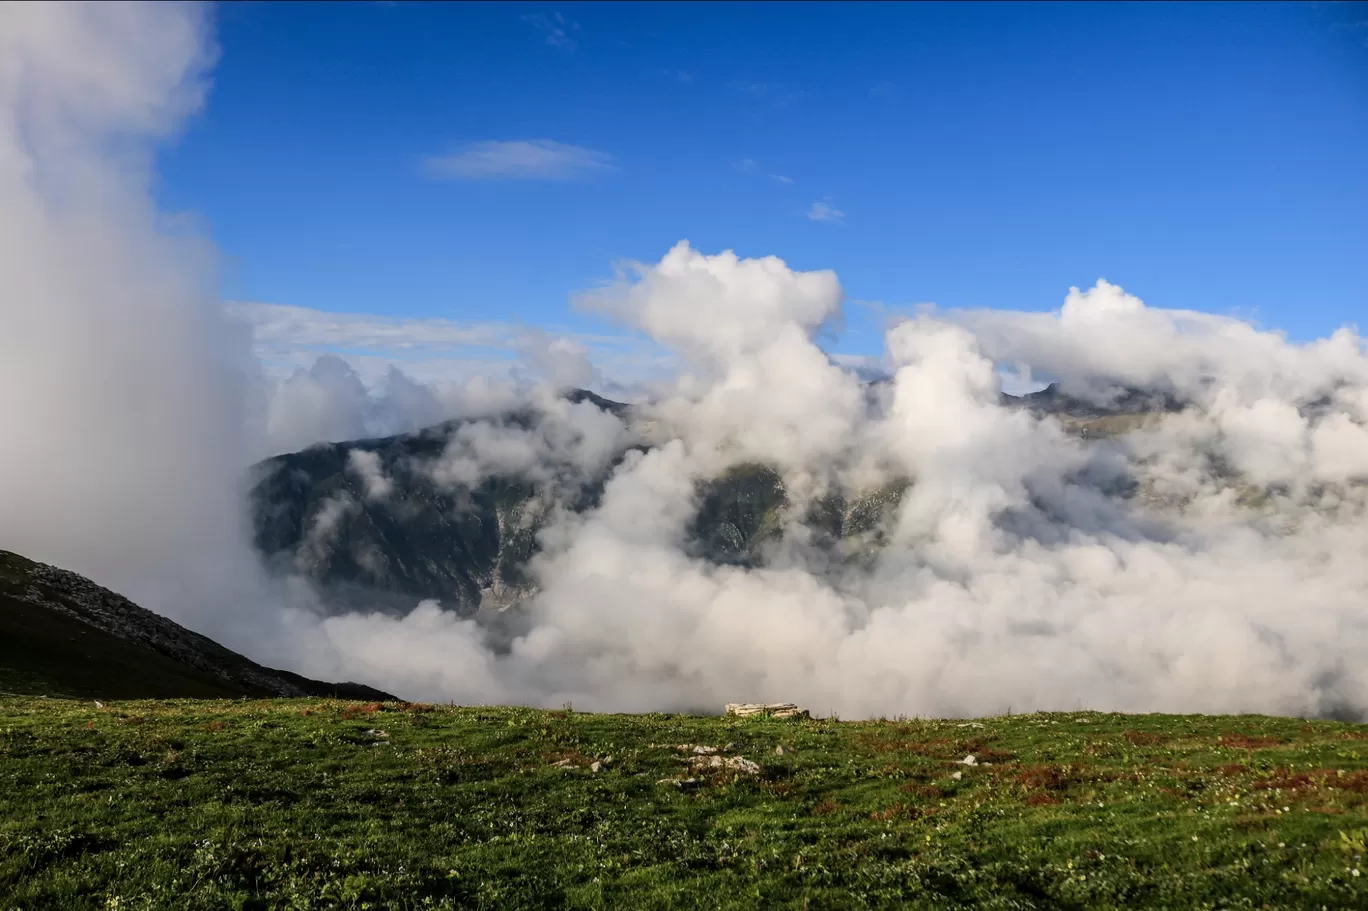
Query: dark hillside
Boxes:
[{"xmin": 0, "ymin": 549, "xmax": 395, "ymax": 701}]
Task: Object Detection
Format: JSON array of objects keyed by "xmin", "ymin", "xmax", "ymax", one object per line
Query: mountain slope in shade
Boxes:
[
  {"xmin": 249, "ymin": 385, "xmax": 1175, "ymax": 617},
  {"xmin": 0, "ymin": 549, "xmax": 397, "ymax": 701}
]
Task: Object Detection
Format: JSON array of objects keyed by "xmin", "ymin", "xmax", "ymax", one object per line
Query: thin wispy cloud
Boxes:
[
  {"xmin": 727, "ymin": 81, "xmax": 770, "ymax": 99},
  {"xmin": 424, "ymin": 140, "xmax": 614, "ymax": 182},
  {"xmin": 725, "ymin": 80, "xmax": 805, "ymax": 108},
  {"xmin": 807, "ymin": 199, "xmax": 846, "ymax": 224},
  {"xmin": 231, "ymin": 302, "xmax": 668, "ymax": 387},
  {"xmin": 733, "ymin": 158, "xmax": 794, "ymax": 185},
  {"xmin": 522, "ymin": 11, "xmax": 580, "ymax": 51}
]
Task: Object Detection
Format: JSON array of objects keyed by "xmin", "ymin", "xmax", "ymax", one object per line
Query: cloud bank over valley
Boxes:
[{"xmin": 3, "ymin": 3, "xmax": 1368, "ymax": 721}]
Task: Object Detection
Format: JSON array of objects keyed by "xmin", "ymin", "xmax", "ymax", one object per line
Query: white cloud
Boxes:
[
  {"xmin": 424, "ymin": 140, "xmax": 613, "ymax": 181},
  {"xmin": 732, "ymin": 158, "xmax": 794, "ymax": 185},
  {"xmin": 807, "ymin": 199, "xmax": 845, "ymax": 224},
  {"xmin": 522, "ymin": 12, "xmax": 579, "ymax": 51},
  {"xmin": 232, "ymin": 301, "xmax": 665, "ymax": 387},
  {"xmin": 12, "ymin": 5, "xmax": 1368, "ymax": 725}
]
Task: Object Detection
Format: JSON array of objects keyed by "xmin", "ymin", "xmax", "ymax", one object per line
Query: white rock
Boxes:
[
  {"xmin": 725, "ymin": 703, "xmax": 809, "ymax": 720},
  {"xmin": 690, "ymin": 755, "xmax": 762, "ymax": 775},
  {"xmin": 590, "ymin": 761, "xmax": 602, "ymax": 773},
  {"xmin": 958, "ymin": 754, "xmax": 977, "ymax": 766}
]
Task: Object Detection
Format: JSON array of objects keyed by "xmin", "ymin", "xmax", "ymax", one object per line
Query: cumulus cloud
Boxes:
[
  {"xmin": 308, "ymin": 250, "xmax": 1368, "ymax": 722},
  {"xmin": 424, "ymin": 140, "xmax": 613, "ymax": 181},
  {"xmin": 427, "ymin": 392, "xmax": 627, "ymax": 494},
  {"xmin": 0, "ymin": 1, "xmax": 278, "ymax": 650},
  {"xmin": 8, "ymin": 3, "xmax": 1368, "ymax": 725}
]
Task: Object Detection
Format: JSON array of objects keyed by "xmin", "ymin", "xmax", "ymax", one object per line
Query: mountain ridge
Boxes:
[{"xmin": 248, "ymin": 383, "xmax": 1175, "ymax": 617}]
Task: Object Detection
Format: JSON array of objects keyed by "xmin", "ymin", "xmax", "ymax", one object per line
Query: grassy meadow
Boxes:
[{"xmin": 1, "ymin": 697, "xmax": 1366, "ymax": 909}]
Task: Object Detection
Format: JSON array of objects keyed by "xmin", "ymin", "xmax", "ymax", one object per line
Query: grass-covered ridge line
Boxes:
[{"xmin": 2, "ymin": 699, "xmax": 1366, "ymax": 909}]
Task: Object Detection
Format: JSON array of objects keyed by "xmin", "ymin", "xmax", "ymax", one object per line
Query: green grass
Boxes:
[{"xmin": 2, "ymin": 699, "xmax": 1366, "ymax": 909}]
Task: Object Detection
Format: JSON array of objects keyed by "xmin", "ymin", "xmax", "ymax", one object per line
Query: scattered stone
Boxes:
[
  {"xmin": 774, "ymin": 745, "xmax": 788, "ymax": 756},
  {"xmin": 956, "ymin": 722, "xmax": 984, "ymax": 729},
  {"xmin": 361, "ymin": 728, "xmax": 389, "ymax": 739},
  {"xmin": 550, "ymin": 758, "xmax": 576, "ymax": 769},
  {"xmin": 690, "ymin": 755, "xmax": 762, "ymax": 775},
  {"xmin": 677, "ymin": 744, "xmax": 718, "ymax": 754},
  {"xmin": 590, "ymin": 761, "xmax": 602, "ymax": 773},
  {"xmin": 951, "ymin": 770, "xmax": 963, "ymax": 780},
  {"xmin": 93, "ymin": 700, "xmax": 105, "ymax": 709},
  {"xmin": 658, "ymin": 777, "xmax": 701, "ymax": 789},
  {"xmin": 958, "ymin": 754, "xmax": 977, "ymax": 766},
  {"xmin": 725, "ymin": 703, "xmax": 809, "ymax": 720}
]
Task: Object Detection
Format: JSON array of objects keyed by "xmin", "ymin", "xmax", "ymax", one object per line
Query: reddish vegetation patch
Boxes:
[
  {"xmin": 765, "ymin": 781, "xmax": 799, "ymax": 799},
  {"xmin": 1341, "ymin": 772, "xmax": 1368, "ymax": 794},
  {"xmin": 855, "ymin": 734, "xmax": 1011, "ymax": 762},
  {"xmin": 901, "ymin": 783, "xmax": 945, "ymax": 800},
  {"xmin": 548, "ymin": 710, "xmax": 569, "ymax": 720},
  {"xmin": 205, "ymin": 721, "xmax": 225, "ymax": 732},
  {"xmin": 1026, "ymin": 793, "xmax": 1060, "ymax": 807},
  {"xmin": 400, "ymin": 702, "xmax": 437, "ymax": 714},
  {"xmin": 340, "ymin": 702, "xmax": 384, "ymax": 718},
  {"xmin": 1218, "ymin": 734, "xmax": 1284, "ymax": 750},
  {"xmin": 1124, "ymin": 730, "xmax": 1167, "ymax": 746},
  {"xmin": 1216, "ymin": 763, "xmax": 1249, "ymax": 777},
  {"xmin": 1250, "ymin": 768, "xmax": 1368, "ymax": 793},
  {"xmin": 1019, "ymin": 764, "xmax": 1080, "ymax": 793},
  {"xmin": 870, "ymin": 803, "xmax": 922, "ymax": 822},
  {"xmin": 300, "ymin": 709, "xmax": 312, "ymax": 717},
  {"xmin": 970, "ymin": 747, "xmax": 1017, "ymax": 764},
  {"xmin": 812, "ymin": 800, "xmax": 840, "ymax": 816}
]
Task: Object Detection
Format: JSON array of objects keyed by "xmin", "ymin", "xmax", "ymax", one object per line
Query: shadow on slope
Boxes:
[{"xmin": 0, "ymin": 549, "xmax": 396, "ymax": 701}]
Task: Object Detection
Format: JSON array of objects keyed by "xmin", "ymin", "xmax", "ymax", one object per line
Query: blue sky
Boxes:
[{"xmin": 159, "ymin": 1, "xmax": 1368, "ymax": 365}]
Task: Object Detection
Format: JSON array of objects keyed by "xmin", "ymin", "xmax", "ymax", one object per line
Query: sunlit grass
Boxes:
[{"xmin": 2, "ymin": 698, "xmax": 1366, "ymax": 909}]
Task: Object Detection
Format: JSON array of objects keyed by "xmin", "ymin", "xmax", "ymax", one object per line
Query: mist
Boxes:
[{"xmin": 3, "ymin": 3, "xmax": 1367, "ymax": 721}]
